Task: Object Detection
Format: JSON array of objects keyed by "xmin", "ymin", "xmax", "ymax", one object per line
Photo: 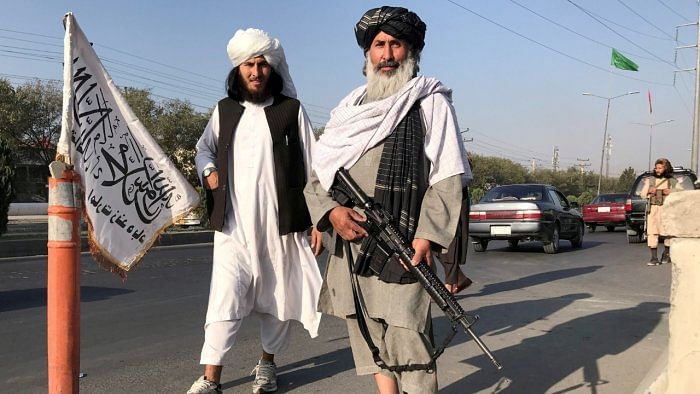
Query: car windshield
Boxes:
[
  {"xmin": 633, "ymin": 174, "xmax": 695, "ymax": 197},
  {"xmin": 481, "ymin": 185, "xmax": 544, "ymax": 202},
  {"xmin": 591, "ymin": 194, "xmax": 626, "ymax": 204}
]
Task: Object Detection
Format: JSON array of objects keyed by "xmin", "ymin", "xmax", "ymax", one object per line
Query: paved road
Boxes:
[{"xmin": 0, "ymin": 229, "xmax": 670, "ymax": 393}]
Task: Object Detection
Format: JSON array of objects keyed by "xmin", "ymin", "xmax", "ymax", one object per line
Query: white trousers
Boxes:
[{"xmin": 200, "ymin": 313, "xmax": 291, "ymax": 366}]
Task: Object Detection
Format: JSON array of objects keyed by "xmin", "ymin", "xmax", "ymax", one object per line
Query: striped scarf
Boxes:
[{"xmin": 355, "ymin": 103, "xmax": 426, "ymax": 284}]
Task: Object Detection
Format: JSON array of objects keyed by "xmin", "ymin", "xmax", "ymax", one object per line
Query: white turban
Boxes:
[{"xmin": 226, "ymin": 28, "xmax": 297, "ymax": 98}]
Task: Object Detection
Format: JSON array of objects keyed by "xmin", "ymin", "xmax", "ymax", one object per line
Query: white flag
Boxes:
[{"xmin": 57, "ymin": 13, "xmax": 200, "ymax": 274}]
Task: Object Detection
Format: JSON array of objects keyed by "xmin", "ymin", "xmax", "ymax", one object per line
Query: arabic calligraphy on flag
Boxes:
[{"xmin": 57, "ymin": 13, "xmax": 200, "ymax": 274}]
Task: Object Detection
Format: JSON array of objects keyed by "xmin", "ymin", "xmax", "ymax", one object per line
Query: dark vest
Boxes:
[{"xmin": 205, "ymin": 95, "xmax": 312, "ymax": 235}]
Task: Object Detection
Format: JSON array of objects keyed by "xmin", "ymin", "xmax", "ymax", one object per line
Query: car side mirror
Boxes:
[{"xmin": 570, "ymin": 201, "xmax": 579, "ymax": 208}]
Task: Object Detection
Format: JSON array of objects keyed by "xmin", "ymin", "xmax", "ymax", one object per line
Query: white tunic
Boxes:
[{"xmin": 195, "ymin": 98, "xmax": 322, "ymax": 337}]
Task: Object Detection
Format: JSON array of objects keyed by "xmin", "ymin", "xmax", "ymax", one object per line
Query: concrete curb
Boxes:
[{"xmin": 0, "ymin": 231, "xmax": 213, "ymax": 259}]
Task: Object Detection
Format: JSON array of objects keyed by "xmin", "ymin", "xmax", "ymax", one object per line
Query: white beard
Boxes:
[{"xmin": 364, "ymin": 54, "xmax": 417, "ymax": 103}]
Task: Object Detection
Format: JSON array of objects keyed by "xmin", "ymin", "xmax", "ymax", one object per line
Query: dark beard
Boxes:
[{"xmin": 236, "ymin": 77, "xmax": 271, "ymax": 103}]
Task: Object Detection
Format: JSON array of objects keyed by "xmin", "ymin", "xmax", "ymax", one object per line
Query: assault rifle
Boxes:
[{"xmin": 331, "ymin": 168, "xmax": 502, "ymax": 370}]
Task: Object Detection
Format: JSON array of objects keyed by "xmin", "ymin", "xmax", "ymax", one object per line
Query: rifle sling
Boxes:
[{"xmin": 343, "ymin": 239, "xmax": 455, "ymax": 373}]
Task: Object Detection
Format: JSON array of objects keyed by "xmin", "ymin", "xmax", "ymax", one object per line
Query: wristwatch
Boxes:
[{"xmin": 202, "ymin": 167, "xmax": 217, "ymax": 178}]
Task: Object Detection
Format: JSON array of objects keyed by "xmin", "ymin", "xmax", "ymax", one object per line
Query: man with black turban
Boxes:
[{"xmin": 304, "ymin": 6, "xmax": 472, "ymax": 393}]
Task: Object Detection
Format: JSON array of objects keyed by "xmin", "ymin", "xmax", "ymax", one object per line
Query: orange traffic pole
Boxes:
[{"xmin": 47, "ymin": 167, "xmax": 81, "ymax": 393}]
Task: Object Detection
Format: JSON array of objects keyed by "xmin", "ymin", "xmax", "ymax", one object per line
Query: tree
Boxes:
[
  {"xmin": 617, "ymin": 167, "xmax": 636, "ymax": 193},
  {"xmin": 11, "ymin": 80, "xmax": 63, "ymax": 168},
  {"xmin": 0, "ymin": 79, "xmax": 18, "ymax": 144},
  {"xmin": 470, "ymin": 187, "xmax": 485, "ymax": 204},
  {"xmin": 121, "ymin": 87, "xmax": 160, "ymax": 132},
  {"xmin": 121, "ymin": 88, "xmax": 211, "ymax": 186},
  {"xmin": 153, "ymin": 99, "xmax": 210, "ymax": 185},
  {"xmin": 0, "ymin": 136, "xmax": 14, "ymax": 236},
  {"xmin": 578, "ymin": 190, "xmax": 594, "ymax": 205},
  {"xmin": 312, "ymin": 126, "xmax": 324, "ymax": 140},
  {"xmin": 470, "ymin": 155, "xmax": 528, "ymax": 190}
]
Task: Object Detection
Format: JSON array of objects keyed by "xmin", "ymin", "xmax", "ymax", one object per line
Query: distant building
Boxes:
[{"xmin": 13, "ymin": 145, "xmax": 52, "ymax": 203}]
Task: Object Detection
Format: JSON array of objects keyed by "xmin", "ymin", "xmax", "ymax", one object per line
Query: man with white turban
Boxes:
[
  {"xmin": 304, "ymin": 6, "xmax": 471, "ymax": 393},
  {"xmin": 188, "ymin": 28, "xmax": 322, "ymax": 394}
]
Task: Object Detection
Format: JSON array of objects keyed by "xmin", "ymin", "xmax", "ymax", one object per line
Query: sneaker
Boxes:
[
  {"xmin": 187, "ymin": 375, "xmax": 222, "ymax": 394},
  {"xmin": 661, "ymin": 251, "xmax": 672, "ymax": 264},
  {"xmin": 250, "ymin": 359, "xmax": 277, "ymax": 393},
  {"xmin": 647, "ymin": 258, "xmax": 661, "ymax": 266}
]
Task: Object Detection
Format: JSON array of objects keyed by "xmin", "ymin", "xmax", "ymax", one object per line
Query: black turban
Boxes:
[{"xmin": 355, "ymin": 6, "xmax": 426, "ymax": 52}]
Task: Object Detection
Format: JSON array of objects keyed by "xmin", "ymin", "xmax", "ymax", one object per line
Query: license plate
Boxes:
[
  {"xmin": 598, "ymin": 207, "xmax": 611, "ymax": 213},
  {"xmin": 490, "ymin": 225, "xmax": 511, "ymax": 236}
]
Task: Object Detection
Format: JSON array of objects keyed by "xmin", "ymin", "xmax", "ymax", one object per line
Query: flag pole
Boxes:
[
  {"xmin": 47, "ymin": 12, "xmax": 81, "ymax": 394},
  {"xmin": 47, "ymin": 162, "xmax": 81, "ymax": 394}
]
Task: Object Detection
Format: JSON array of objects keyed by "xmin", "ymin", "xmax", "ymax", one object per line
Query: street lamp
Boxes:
[
  {"xmin": 631, "ymin": 119, "xmax": 674, "ymax": 170},
  {"xmin": 582, "ymin": 91, "xmax": 640, "ymax": 195}
]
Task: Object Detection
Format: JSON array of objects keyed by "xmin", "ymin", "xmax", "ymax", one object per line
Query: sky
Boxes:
[{"xmin": 1, "ymin": 0, "xmax": 698, "ymax": 176}]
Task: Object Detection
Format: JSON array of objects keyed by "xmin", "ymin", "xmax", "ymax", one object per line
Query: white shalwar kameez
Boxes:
[{"xmin": 195, "ymin": 98, "xmax": 322, "ymax": 365}]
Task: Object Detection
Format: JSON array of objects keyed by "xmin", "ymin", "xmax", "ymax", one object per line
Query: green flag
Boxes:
[{"xmin": 611, "ymin": 48, "xmax": 638, "ymax": 71}]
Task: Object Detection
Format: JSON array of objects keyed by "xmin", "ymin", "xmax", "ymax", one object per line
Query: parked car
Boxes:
[
  {"xmin": 625, "ymin": 166, "xmax": 697, "ymax": 243},
  {"xmin": 469, "ymin": 184, "xmax": 584, "ymax": 254},
  {"xmin": 175, "ymin": 210, "xmax": 202, "ymax": 227},
  {"xmin": 583, "ymin": 193, "xmax": 627, "ymax": 232}
]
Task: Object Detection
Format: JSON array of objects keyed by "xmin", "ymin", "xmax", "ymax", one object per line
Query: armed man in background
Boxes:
[{"xmin": 642, "ymin": 157, "xmax": 683, "ymax": 266}]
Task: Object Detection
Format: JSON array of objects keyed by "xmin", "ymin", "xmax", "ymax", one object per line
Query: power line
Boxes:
[
  {"xmin": 471, "ymin": 139, "xmax": 547, "ymax": 162},
  {"xmin": 0, "ymin": 43, "xmax": 62, "ymax": 55},
  {"xmin": 0, "ymin": 38, "xmax": 226, "ymax": 92},
  {"xmin": 0, "ymin": 70, "xmax": 215, "ymax": 110},
  {"xmin": 0, "ymin": 52, "xmax": 60, "ymax": 64},
  {"xmin": 0, "ymin": 35, "xmax": 63, "ymax": 48},
  {"xmin": 0, "ymin": 27, "xmax": 62, "ymax": 41},
  {"xmin": 657, "ymin": 0, "xmax": 693, "ymax": 23},
  {"xmin": 567, "ymin": 0, "xmax": 678, "ymax": 68},
  {"xmin": 470, "ymin": 129, "xmax": 554, "ymax": 159},
  {"xmin": 0, "ymin": 27, "xmax": 220, "ymax": 86},
  {"xmin": 507, "ymin": 0, "xmax": 670, "ymax": 65},
  {"xmin": 0, "ymin": 48, "xmax": 61, "ymax": 61},
  {"xmin": 95, "ymin": 43, "xmax": 221, "ymax": 85},
  {"xmin": 673, "ymin": 84, "xmax": 695, "ymax": 118},
  {"xmin": 444, "ymin": 0, "xmax": 672, "ymax": 86},
  {"xmin": 472, "ymin": 137, "xmax": 547, "ymax": 161},
  {"xmin": 0, "ymin": 28, "xmax": 335, "ymax": 115},
  {"xmin": 0, "ymin": 72, "xmax": 59, "ymax": 82},
  {"xmin": 469, "ymin": 142, "xmax": 531, "ymax": 163},
  {"xmin": 616, "ymin": 0, "xmax": 677, "ymax": 40},
  {"xmin": 575, "ymin": 5, "xmax": 678, "ymax": 42}
]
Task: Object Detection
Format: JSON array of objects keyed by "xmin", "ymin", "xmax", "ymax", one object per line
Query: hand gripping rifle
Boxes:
[{"xmin": 331, "ymin": 168, "xmax": 502, "ymax": 370}]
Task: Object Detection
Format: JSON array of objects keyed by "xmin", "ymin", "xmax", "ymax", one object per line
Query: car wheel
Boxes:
[
  {"xmin": 543, "ymin": 224, "xmax": 560, "ymax": 254},
  {"xmin": 588, "ymin": 224, "xmax": 596, "ymax": 233},
  {"xmin": 507, "ymin": 239, "xmax": 519, "ymax": 249},
  {"xmin": 473, "ymin": 238, "xmax": 489, "ymax": 252},
  {"xmin": 606, "ymin": 225, "xmax": 615, "ymax": 232},
  {"xmin": 571, "ymin": 222, "xmax": 584, "ymax": 248},
  {"xmin": 627, "ymin": 233, "xmax": 644, "ymax": 243}
]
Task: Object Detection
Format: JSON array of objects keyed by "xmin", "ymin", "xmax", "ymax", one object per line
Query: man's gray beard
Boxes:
[{"xmin": 364, "ymin": 54, "xmax": 417, "ymax": 103}]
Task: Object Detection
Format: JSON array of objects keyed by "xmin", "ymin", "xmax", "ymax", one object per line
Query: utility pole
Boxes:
[
  {"xmin": 576, "ymin": 158, "xmax": 591, "ymax": 174},
  {"xmin": 460, "ymin": 128, "xmax": 473, "ymax": 143},
  {"xmin": 632, "ymin": 120, "xmax": 675, "ymax": 170},
  {"xmin": 582, "ymin": 91, "xmax": 639, "ymax": 196},
  {"xmin": 676, "ymin": 15, "xmax": 700, "ymax": 173},
  {"xmin": 552, "ymin": 146, "xmax": 560, "ymax": 172},
  {"xmin": 694, "ymin": 7, "xmax": 700, "ymax": 173},
  {"xmin": 605, "ymin": 135, "xmax": 612, "ymax": 178}
]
